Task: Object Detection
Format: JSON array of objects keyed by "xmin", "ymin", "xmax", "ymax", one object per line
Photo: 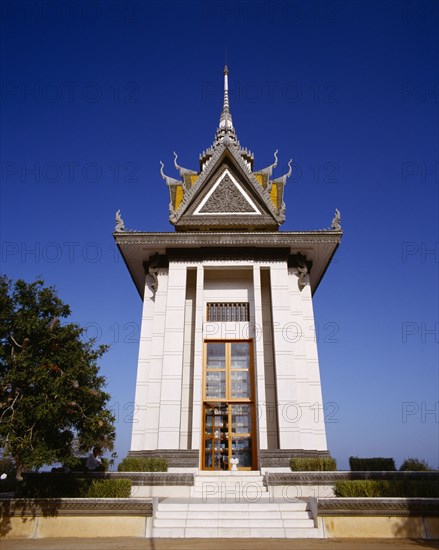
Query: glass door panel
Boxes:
[
  {"xmin": 231, "ymin": 342, "xmax": 250, "ymax": 369},
  {"xmin": 206, "ymin": 343, "xmax": 226, "ymax": 368},
  {"xmin": 231, "ymin": 437, "xmax": 252, "ymax": 468},
  {"xmin": 231, "ymin": 370, "xmax": 250, "ymax": 399},
  {"xmin": 203, "ymin": 341, "xmax": 255, "ymax": 470},
  {"xmin": 206, "ymin": 371, "xmax": 226, "ymax": 398},
  {"xmin": 231, "ymin": 404, "xmax": 252, "ymax": 434}
]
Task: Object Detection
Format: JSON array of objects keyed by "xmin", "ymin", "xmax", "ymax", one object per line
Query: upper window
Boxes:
[{"xmin": 207, "ymin": 302, "xmax": 250, "ymax": 322}]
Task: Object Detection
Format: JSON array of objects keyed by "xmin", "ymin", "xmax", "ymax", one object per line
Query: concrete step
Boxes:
[
  {"xmin": 157, "ymin": 497, "xmax": 309, "ymax": 511},
  {"xmin": 151, "ymin": 526, "xmax": 322, "ymax": 538},
  {"xmin": 155, "ymin": 509, "xmax": 312, "ymax": 520},
  {"xmin": 154, "ymin": 517, "xmax": 315, "ymax": 529},
  {"xmin": 152, "ymin": 495, "xmax": 320, "ymax": 539}
]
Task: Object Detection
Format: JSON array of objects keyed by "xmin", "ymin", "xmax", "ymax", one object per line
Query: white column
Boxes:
[
  {"xmin": 253, "ymin": 264, "xmax": 268, "ymax": 450},
  {"xmin": 157, "ymin": 263, "xmax": 188, "ymax": 449},
  {"xmin": 290, "ymin": 269, "xmax": 327, "ymax": 450},
  {"xmin": 270, "ymin": 263, "xmax": 302, "ymax": 450},
  {"xmin": 130, "ymin": 273, "xmax": 154, "ymax": 451},
  {"xmin": 143, "ymin": 268, "xmax": 169, "ymax": 449},
  {"xmin": 191, "ymin": 265, "xmax": 204, "ymax": 457}
]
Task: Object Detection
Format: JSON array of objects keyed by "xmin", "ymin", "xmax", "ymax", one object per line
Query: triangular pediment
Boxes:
[
  {"xmin": 194, "ymin": 170, "xmax": 261, "ymax": 216},
  {"xmin": 173, "ymin": 145, "xmax": 282, "ymax": 231}
]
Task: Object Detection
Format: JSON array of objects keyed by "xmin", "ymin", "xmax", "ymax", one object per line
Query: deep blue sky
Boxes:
[{"xmin": 1, "ymin": 0, "xmax": 438, "ymax": 470}]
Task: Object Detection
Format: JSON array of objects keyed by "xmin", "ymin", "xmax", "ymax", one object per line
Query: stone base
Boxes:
[
  {"xmin": 259, "ymin": 449, "xmax": 331, "ymax": 468},
  {"xmin": 128, "ymin": 450, "xmax": 199, "ymax": 468}
]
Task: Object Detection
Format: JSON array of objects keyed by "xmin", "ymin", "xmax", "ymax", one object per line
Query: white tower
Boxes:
[{"xmin": 114, "ymin": 67, "xmax": 342, "ymax": 470}]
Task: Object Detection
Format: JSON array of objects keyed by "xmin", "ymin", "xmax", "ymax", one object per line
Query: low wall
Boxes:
[
  {"xmin": 0, "ymin": 498, "xmax": 152, "ymax": 539},
  {"xmin": 318, "ymin": 498, "xmax": 439, "ymax": 539},
  {"xmin": 1, "ymin": 497, "xmax": 438, "ymax": 539}
]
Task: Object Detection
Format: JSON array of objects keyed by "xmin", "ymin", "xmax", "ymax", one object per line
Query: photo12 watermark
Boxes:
[
  {"xmin": 1, "ymin": 81, "xmax": 140, "ymax": 104},
  {"xmin": 202, "ymin": 79, "xmax": 340, "ymax": 105},
  {"xmin": 401, "ymin": 242, "xmax": 439, "ymax": 263},
  {"xmin": 401, "ymin": 322, "xmax": 439, "ymax": 343},
  {"xmin": 401, "ymin": 402, "xmax": 439, "ymax": 423},
  {"xmin": 1, "ymin": 161, "xmax": 140, "ymax": 184},
  {"xmin": 401, "ymin": 162, "xmax": 438, "ymax": 184}
]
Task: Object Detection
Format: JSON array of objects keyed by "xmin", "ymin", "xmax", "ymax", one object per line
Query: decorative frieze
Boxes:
[
  {"xmin": 264, "ymin": 471, "xmax": 439, "ymax": 486},
  {"xmin": 128, "ymin": 449, "xmax": 199, "ymax": 468},
  {"xmin": 318, "ymin": 498, "xmax": 439, "ymax": 517},
  {"xmin": 0, "ymin": 498, "xmax": 153, "ymax": 517},
  {"xmin": 260, "ymin": 449, "xmax": 331, "ymax": 468}
]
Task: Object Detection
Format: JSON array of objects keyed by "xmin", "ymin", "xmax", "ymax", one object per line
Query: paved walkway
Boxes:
[{"xmin": 2, "ymin": 539, "xmax": 439, "ymax": 550}]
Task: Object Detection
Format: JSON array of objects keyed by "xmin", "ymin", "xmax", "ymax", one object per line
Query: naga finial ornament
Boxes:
[
  {"xmin": 331, "ymin": 208, "xmax": 341, "ymax": 231},
  {"xmin": 115, "ymin": 209, "xmax": 125, "ymax": 232}
]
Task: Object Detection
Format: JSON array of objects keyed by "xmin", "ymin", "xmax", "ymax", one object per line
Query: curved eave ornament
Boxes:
[{"xmin": 160, "ymin": 161, "xmax": 184, "ymax": 222}]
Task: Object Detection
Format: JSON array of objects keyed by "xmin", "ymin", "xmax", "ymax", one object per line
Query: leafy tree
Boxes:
[{"xmin": 0, "ymin": 276, "xmax": 115, "ymax": 479}]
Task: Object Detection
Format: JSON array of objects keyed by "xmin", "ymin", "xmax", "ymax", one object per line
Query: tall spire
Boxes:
[
  {"xmin": 213, "ymin": 65, "xmax": 238, "ymax": 147},
  {"xmin": 219, "ymin": 65, "xmax": 233, "ymax": 131}
]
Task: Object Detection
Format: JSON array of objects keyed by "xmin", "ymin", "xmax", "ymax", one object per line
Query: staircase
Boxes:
[{"xmin": 151, "ymin": 472, "xmax": 322, "ymax": 538}]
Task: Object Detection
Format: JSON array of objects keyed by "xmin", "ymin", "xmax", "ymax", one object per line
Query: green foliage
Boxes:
[
  {"xmin": 15, "ymin": 474, "xmax": 131, "ymax": 498},
  {"xmin": 335, "ymin": 479, "xmax": 439, "ymax": 498},
  {"xmin": 0, "ymin": 276, "xmax": 115, "ymax": 478},
  {"xmin": 0, "ymin": 458, "xmax": 18, "ymax": 492},
  {"xmin": 70, "ymin": 456, "xmax": 108, "ymax": 472},
  {"xmin": 118, "ymin": 457, "xmax": 168, "ymax": 472},
  {"xmin": 349, "ymin": 456, "xmax": 396, "ymax": 471},
  {"xmin": 15, "ymin": 474, "xmax": 89, "ymax": 498},
  {"xmin": 85, "ymin": 479, "xmax": 132, "ymax": 498},
  {"xmin": 400, "ymin": 458, "xmax": 432, "ymax": 471},
  {"xmin": 290, "ymin": 457, "xmax": 337, "ymax": 471}
]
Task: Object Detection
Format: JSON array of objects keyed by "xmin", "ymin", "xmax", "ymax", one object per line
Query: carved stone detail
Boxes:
[
  {"xmin": 0, "ymin": 498, "xmax": 153, "ymax": 517},
  {"xmin": 264, "ymin": 471, "xmax": 439, "ymax": 486},
  {"xmin": 318, "ymin": 498, "xmax": 439, "ymax": 517},
  {"xmin": 128, "ymin": 449, "xmax": 199, "ymax": 468},
  {"xmin": 115, "ymin": 232, "xmax": 342, "ymax": 248},
  {"xmin": 173, "ymin": 144, "xmax": 283, "ymax": 226},
  {"xmin": 199, "ymin": 175, "xmax": 257, "ymax": 214}
]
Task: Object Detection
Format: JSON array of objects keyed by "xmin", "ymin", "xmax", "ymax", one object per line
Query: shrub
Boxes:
[
  {"xmin": 349, "ymin": 456, "xmax": 396, "ymax": 471},
  {"xmin": 335, "ymin": 480, "xmax": 439, "ymax": 498},
  {"xmin": 118, "ymin": 457, "xmax": 168, "ymax": 472},
  {"xmin": 16, "ymin": 474, "xmax": 132, "ymax": 498},
  {"xmin": 85, "ymin": 479, "xmax": 131, "ymax": 498},
  {"xmin": 0, "ymin": 458, "xmax": 18, "ymax": 492},
  {"xmin": 70, "ymin": 456, "xmax": 109, "ymax": 472},
  {"xmin": 290, "ymin": 457, "xmax": 337, "ymax": 471},
  {"xmin": 400, "ymin": 458, "xmax": 432, "ymax": 471},
  {"xmin": 16, "ymin": 474, "xmax": 89, "ymax": 498}
]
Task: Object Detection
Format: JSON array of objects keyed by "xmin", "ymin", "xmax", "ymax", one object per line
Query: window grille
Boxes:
[{"xmin": 207, "ymin": 302, "xmax": 250, "ymax": 322}]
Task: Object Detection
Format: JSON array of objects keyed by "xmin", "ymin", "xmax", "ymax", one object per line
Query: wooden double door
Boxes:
[{"xmin": 202, "ymin": 341, "xmax": 256, "ymax": 470}]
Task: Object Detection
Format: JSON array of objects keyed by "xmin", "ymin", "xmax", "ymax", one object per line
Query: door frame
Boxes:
[{"xmin": 201, "ymin": 339, "xmax": 257, "ymax": 470}]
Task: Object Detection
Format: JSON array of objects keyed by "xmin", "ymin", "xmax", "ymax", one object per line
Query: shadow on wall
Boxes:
[
  {"xmin": 391, "ymin": 500, "xmax": 439, "ymax": 547},
  {"xmin": 0, "ymin": 498, "xmax": 61, "ymax": 537}
]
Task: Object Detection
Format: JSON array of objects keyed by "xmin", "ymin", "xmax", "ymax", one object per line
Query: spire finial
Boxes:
[
  {"xmin": 212, "ymin": 65, "xmax": 239, "ymax": 149},
  {"xmin": 218, "ymin": 65, "xmax": 234, "ymax": 133}
]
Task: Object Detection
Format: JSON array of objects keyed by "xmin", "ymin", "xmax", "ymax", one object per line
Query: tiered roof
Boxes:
[{"xmin": 160, "ymin": 66, "xmax": 293, "ymax": 232}]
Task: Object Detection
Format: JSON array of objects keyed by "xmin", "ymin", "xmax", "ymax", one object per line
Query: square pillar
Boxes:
[
  {"xmin": 191, "ymin": 265, "xmax": 204, "ymax": 454},
  {"xmin": 270, "ymin": 263, "xmax": 302, "ymax": 450},
  {"xmin": 157, "ymin": 263, "xmax": 187, "ymax": 449},
  {"xmin": 253, "ymin": 264, "xmax": 268, "ymax": 451}
]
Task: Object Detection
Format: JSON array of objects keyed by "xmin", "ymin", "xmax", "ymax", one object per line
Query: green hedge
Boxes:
[
  {"xmin": 0, "ymin": 458, "xmax": 18, "ymax": 492},
  {"xmin": 118, "ymin": 457, "xmax": 168, "ymax": 472},
  {"xmin": 70, "ymin": 457, "xmax": 109, "ymax": 472},
  {"xmin": 290, "ymin": 457, "xmax": 337, "ymax": 471},
  {"xmin": 400, "ymin": 458, "xmax": 432, "ymax": 471},
  {"xmin": 349, "ymin": 456, "xmax": 396, "ymax": 471},
  {"xmin": 84, "ymin": 479, "xmax": 131, "ymax": 498},
  {"xmin": 16, "ymin": 474, "xmax": 89, "ymax": 498},
  {"xmin": 16, "ymin": 474, "xmax": 131, "ymax": 498},
  {"xmin": 335, "ymin": 480, "xmax": 439, "ymax": 498}
]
